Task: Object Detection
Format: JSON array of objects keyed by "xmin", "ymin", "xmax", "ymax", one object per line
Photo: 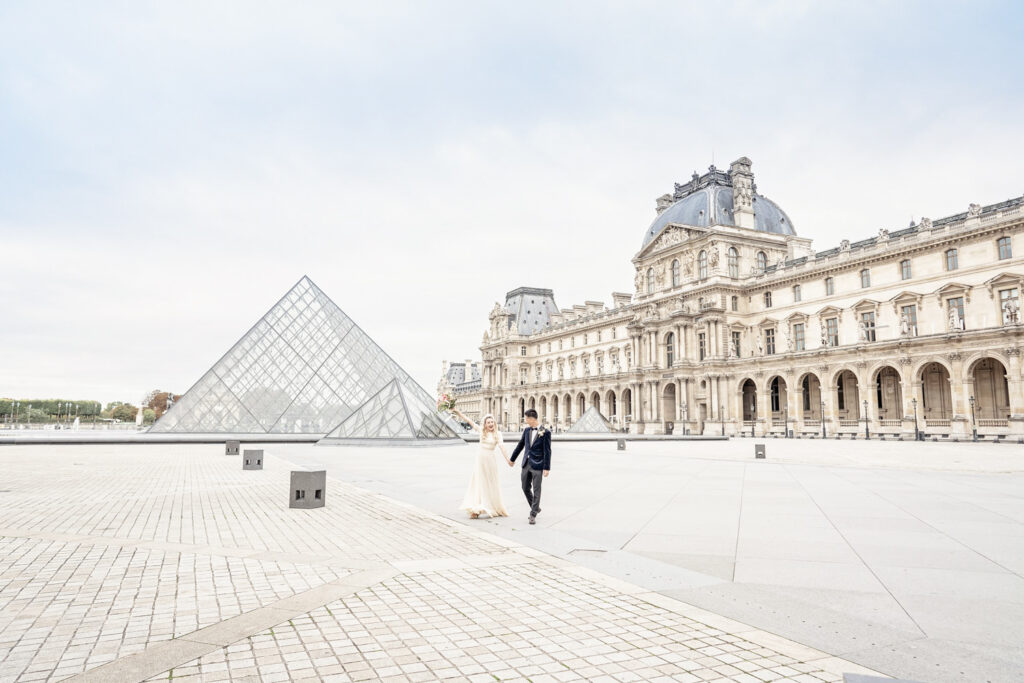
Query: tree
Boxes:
[
  {"xmin": 111, "ymin": 404, "xmax": 137, "ymax": 422},
  {"xmin": 143, "ymin": 391, "xmax": 181, "ymax": 419}
]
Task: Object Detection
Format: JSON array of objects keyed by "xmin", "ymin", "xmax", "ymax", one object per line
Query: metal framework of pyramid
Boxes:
[
  {"xmin": 317, "ymin": 378, "xmax": 463, "ymax": 446},
  {"xmin": 150, "ymin": 276, "xmax": 455, "ymax": 436},
  {"xmin": 567, "ymin": 406, "xmax": 613, "ymax": 434}
]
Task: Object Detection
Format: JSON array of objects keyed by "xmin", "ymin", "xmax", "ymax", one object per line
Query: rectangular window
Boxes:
[
  {"xmin": 558, "ymin": 339, "xmax": 563, "ymax": 350},
  {"xmin": 520, "ymin": 346, "xmax": 526, "ymax": 356},
  {"xmin": 731, "ymin": 295, "xmax": 738, "ymax": 312},
  {"xmin": 612, "ymin": 327, "xmax": 617, "ymax": 339},
  {"xmin": 583, "ymin": 333, "xmax": 588, "ymax": 345},
  {"xmin": 901, "ymin": 304, "xmax": 918, "ymax": 336},
  {"xmin": 1000, "ymin": 288, "xmax": 1019, "ymax": 324},
  {"xmin": 547, "ymin": 342, "xmax": 551, "ymax": 352},
  {"xmin": 597, "ymin": 330, "xmax": 602, "ymax": 342},
  {"xmin": 765, "ymin": 328, "xmax": 776, "ymax": 355},
  {"xmin": 793, "ymin": 285, "xmax": 802, "ymax": 302},
  {"xmin": 998, "ymin": 236, "xmax": 1012, "ymax": 259},
  {"xmin": 947, "ymin": 297, "xmax": 965, "ymax": 330},
  {"xmin": 900, "ymin": 259, "xmax": 912, "ymax": 280},
  {"xmin": 793, "ymin": 323, "xmax": 805, "ymax": 351},
  {"xmin": 764, "ymin": 291, "xmax": 772, "ymax": 308},
  {"xmin": 698, "ymin": 333, "xmax": 706, "ymax": 361},
  {"xmin": 860, "ymin": 311, "xmax": 876, "ymax": 342},
  {"xmin": 826, "ymin": 317, "xmax": 839, "ymax": 347},
  {"xmin": 945, "ymin": 249, "xmax": 958, "ymax": 271},
  {"xmin": 825, "ymin": 277, "xmax": 835, "ymax": 295},
  {"xmin": 860, "ymin": 269, "xmax": 871, "ymax": 288},
  {"xmin": 596, "ymin": 356, "xmax": 604, "ymax": 374},
  {"xmin": 731, "ymin": 330, "xmax": 741, "ymax": 356}
]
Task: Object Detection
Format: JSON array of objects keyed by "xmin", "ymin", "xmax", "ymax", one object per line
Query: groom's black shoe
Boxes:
[{"xmin": 528, "ymin": 514, "xmax": 536, "ymax": 525}]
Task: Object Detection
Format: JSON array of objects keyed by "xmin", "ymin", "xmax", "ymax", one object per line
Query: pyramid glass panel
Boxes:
[
  {"xmin": 567, "ymin": 406, "xmax": 613, "ymax": 433},
  {"xmin": 318, "ymin": 379, "xmax": 462, "ymax": 445},
  {"xmin": 150, "ymin": 276, "xmax": 441, "ymax": 434}
]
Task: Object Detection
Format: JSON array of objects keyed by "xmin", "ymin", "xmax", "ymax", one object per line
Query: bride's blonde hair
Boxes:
[{"xmin": 481, "ymin": 414, "xmax": 497, "ymax": 436}]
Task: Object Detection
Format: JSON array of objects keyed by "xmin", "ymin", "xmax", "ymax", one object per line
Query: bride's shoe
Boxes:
[{"xmin": 470, "ymin": 512, "xmax": 480, "ymax": 519}]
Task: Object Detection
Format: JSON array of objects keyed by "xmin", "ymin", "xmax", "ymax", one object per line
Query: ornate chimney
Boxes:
[{"xmin": 729, "ymin": 157, "xmax": 755, "ymax": 229}]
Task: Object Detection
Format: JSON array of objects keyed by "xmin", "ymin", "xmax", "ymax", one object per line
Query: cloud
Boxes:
[{"xmin": 1, "ymin": 1, "xmax": 1022, "ymax": 404}]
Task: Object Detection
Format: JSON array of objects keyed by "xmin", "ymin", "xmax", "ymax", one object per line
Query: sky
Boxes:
[{"xmin": 2, "ymin": 1, "xmax": 1024, "ymax": 406}]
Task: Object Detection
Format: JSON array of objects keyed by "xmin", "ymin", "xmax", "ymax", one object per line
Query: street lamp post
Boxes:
[
  {"xmin": 863, "ymin": 399, "xmax": 869, "ymax": 439},
  {"xmin": 912, "ymin": 397, "xmax": 920, "ymax": 441},
  {"xmin": 820, "ymin": 397, "xmax": 826, "ymax": 438},
  {"xmin": 13, "ymin": 401, "xmax": 19, "ymax": 427},
  {"xmin": 27, "ymin": 404, "xmax": 32, "ymax": 429},
  {"xmin": 969, "ymin": 395, "xmax": 977, "ymax": 442}
]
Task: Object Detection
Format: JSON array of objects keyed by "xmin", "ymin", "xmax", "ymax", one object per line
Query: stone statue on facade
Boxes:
[
  {"xmin": 948, "ymin": 305, "xmax": 963, "ymax": 331},
  {"xmin": 709, "ymin": 247, "xmax": 719, "ymax": 268},
  {"xmin": 878, "ymin": 228, "xmax": 889, "ymax": 241},
  {"xmin": 857, "ymin": 320, "xmax": 868, "ymax": 342},
  {"xmin": 820, "ymin": 325, "xmax": 829, "ymax": 348},
  {"xmin": 784, "ymin": 328, "xmax": 793, "ymax": 352},
  {"xmin": 1003, "ymin": 298, "xmax": 1020, "ymax": 325},
  {"xmin": 840, "ymin": 239, "xmax": 850, "ymax": 251},
  {"xmin": 732, "ymin": 336, "xmax": 741, "ymax": 358},
  {"xmin": 683, "ymin": 252, "xmax": 694, "ymax": 276},
  {"xmin": 899, "ymin": 313, "xmax": 911, "ymax": 337},
  {"xmin": 967, "ymin": 203, "xmax": 982, "ymax": 217},
  {"xmin": 634, "ymin": 269, "xmax": 644, "ymax": 293},
  {"xmin": 757, "ymin": 335, "xmax": 765, "ymax": 356}
]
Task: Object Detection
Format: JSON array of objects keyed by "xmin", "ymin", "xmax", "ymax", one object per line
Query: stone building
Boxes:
[
  {"xmin": 450, "ymin": 157, "xmax": 1024, "ymax": 439},
  {"xmin": 438, "ymin": 360, "xmax": 482, "ymax": 423}
]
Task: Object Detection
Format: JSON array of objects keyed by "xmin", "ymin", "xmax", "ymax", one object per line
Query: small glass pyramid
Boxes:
[
  {"xmin": 318, "ymin": 378, "xmax": 463, "ymax": 445},
  {"xmin": 150, "ymin": 276, "xmax": 439, "ymax": 435},
  {"xmin": 567, "ymin": 406, "xmax": 613, "ymax": 433}
]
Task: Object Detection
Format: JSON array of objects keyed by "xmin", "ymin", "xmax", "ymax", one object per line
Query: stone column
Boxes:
[
  {"xmin": 947, "ymin": 353, "xmax": 969, "ymax": 438},
  {"xmin": 786, "ymin": 376, "xmax": 800, "ymax": 437},
  {"xmin": 899, "ymin": 363, "xmax": 917, "ymax": 439},
  {"xmin": 1005, "ymin": 349, "xmax": 1024, "ymax": 436},
  {"xmin": 756, "ymin": 379, "xmax": 770, "ymax": 437}
]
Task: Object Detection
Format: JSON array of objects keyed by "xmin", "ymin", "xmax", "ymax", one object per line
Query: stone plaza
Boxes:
[{"xmin": 1, "ymin": 438, "xmax": 1021, "ymax": 682}]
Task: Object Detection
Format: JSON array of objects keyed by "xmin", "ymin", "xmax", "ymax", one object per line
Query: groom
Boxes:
[{"xmin": 509, "ymin": 409, "xmax": 551, "ymax": 525}]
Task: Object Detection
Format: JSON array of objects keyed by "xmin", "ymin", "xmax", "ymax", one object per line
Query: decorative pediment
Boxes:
[
  {"xmin": 815, "ymin": 305, "xmax": 844, "ymax": 322},
  {"xmin": 889, "ymin": 290, "xmax": 924, "ymax": 314},
  {"xmin": 784, "ymin": 311, "xmax": 809, "ymax": 323},
  {"xmin": 983, "ymin": 272, "xmax": 1024, "ymax": 298},
  {"xmin": 933, "ymin": 282, "xmax": 972, "ymax": 303},
  {"xmin": 638, "ymin": 223, "xmax": 708, "ymax": 259},
  {"xmin": 851, "ymin": 298, "xmax": 881, "ymax": 314},
  {"xmin": 757, "ymin": 317, "xmax": 778, "ymax": 329}
]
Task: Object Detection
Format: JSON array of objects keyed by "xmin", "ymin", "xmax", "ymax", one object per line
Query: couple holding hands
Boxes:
[{"xmin": 452, "ymin": 407, "xmax": 551, "ymax": 525}]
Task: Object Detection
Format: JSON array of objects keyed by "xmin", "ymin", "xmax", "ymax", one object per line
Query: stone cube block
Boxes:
[
  {"xmin": 617, "ymin": 439, "xmax": 626, "ymax": 451},
  {"xmin": 242, "ymin": 449, "xmax": 263, "ymax": 470},
  {"xmin": 754, "ymin": 444, "xmax": 766, "ymax": 459},
  {"xmin": 290, "ymin": 469, "xmax": 326, "ymax": 509},
  {"xmin": 225, "ymin": 440, "xmax": 240, "ymax": 456}
]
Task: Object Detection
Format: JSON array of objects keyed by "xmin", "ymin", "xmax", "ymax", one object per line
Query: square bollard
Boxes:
[
  {"xmin": 242, "ymin": 449, "xmax": 263, "ymax": 470},
  {"xmin": 225, "ymin": 440, "xmax": 240, "ymax": 456},
  {"xmin": 754, "ymin": 444, "xmax": 766, "ymax": 459},
  {"xmin": 290, "ymin": 470, "xmax": 326, "ymax": 509},
  {"xmin": 617, "ymin": 439, "xmax": 626, "ymax": 451}
]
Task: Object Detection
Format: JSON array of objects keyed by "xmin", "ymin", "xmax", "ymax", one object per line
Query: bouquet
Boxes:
[{"xmin": 437, "ymin": 392, "xmax": 456, "ymax": 413}]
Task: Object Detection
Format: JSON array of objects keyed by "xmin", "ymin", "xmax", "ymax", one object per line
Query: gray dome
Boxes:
[{"xmin": 642, "ymin": 186, "xmax": 796, "ymax": 248}]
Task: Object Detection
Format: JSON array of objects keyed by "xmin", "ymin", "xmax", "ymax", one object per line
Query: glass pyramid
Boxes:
[
  {"xmin": 318, "ymin": 378, "xmax": 463, "ymax": 445},
  {"xmin": 567, "ymin": 406, "xmax": 613, "ymax": 434},
  {"xmin": 150, "ymin": 276, "xmax": 443, "ymax": 435}
]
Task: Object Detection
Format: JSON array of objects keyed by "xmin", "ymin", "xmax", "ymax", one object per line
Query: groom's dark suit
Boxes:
[{"xmin": 510, "ymin": 425, "xmax": 551, "ymax": 518}]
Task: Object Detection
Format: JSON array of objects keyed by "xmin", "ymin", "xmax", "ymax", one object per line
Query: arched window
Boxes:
[
  {"xmin": 646, "ymin": 268, "xmax": 654, "ymax": 293},
  {"xmin": 671, "ymin": 259, "xmax": 680, "ymax": 287},
  {"xmin": 698, "ymin": 250, "xmax": 708, "ymax": 279},
  {"xmin": 665, "ymin": 332, "xmax": 675, "ymax": 367},
  {"xmin": 756, "ymin": 251, "xmax": 767, "ymax": 272},
  {"xmin": 728, "ymin": 247, "xmax": 739, "ymax": 277}
]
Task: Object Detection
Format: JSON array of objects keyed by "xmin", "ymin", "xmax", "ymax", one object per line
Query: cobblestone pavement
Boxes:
[{"xmin": 0, "ymin": 445, "xmax": 884, "ymax": 682}]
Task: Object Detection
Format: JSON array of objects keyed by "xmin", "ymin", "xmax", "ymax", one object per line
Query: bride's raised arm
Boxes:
[{"xmin": 452, "ymin": 408, "xmax": 480, "ymax": 432}]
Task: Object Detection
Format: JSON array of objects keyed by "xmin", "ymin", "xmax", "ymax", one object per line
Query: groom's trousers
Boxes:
[{"xmin": 521, "ymin": 466, "xmax": 543, "ymax": 516}]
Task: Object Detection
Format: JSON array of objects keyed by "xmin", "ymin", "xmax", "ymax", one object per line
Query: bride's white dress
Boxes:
[{"xmin": 460, "ymin": 433, "xmax": 508, "ymax": 517}]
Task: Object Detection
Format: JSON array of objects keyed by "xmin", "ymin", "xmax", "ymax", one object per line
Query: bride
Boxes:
[{"xmin": 453, "ymin": 409, "xmax": 510, "ymax": 518}]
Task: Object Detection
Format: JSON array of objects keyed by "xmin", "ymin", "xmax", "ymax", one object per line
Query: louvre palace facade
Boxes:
[{"xmin": 444, "ymin": 157, "xmax": 1024, "ymax": 439}]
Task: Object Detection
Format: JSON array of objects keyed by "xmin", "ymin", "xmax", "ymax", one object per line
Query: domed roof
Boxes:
[{"xmin": 642, "ymin": 165, "xmax": 796, "ymax": 248}]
